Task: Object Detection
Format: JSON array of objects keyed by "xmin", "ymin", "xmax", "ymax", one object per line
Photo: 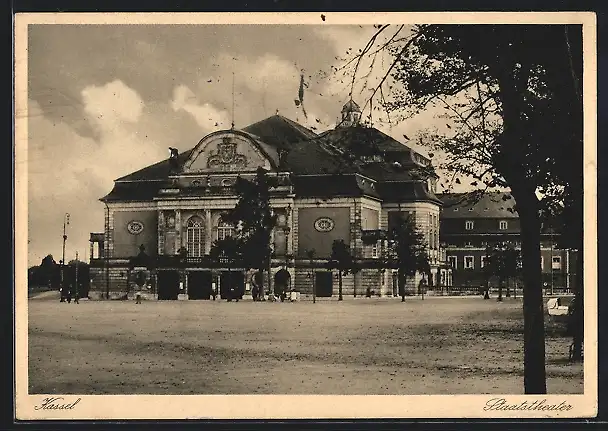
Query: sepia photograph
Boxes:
[{"xmin": 14, "ymin": 12, "xmax": 597, "ymax": 419}]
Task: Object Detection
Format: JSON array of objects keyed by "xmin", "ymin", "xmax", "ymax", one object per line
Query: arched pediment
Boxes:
[{"xmin": 182, "ymin": 130, "xmax": 277, "ymax": 174}]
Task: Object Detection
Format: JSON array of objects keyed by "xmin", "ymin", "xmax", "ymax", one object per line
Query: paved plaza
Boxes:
[{"xmin": 28, "ymin": 296, "xmax": 583, "ymax": 395}]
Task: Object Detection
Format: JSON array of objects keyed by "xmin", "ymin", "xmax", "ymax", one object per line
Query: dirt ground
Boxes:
[{"xmin": 27, "ymin": 296, "xmax": 583, "ymax": 395}]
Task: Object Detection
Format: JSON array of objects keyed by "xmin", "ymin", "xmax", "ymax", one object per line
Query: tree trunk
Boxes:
[
  {"xmin": 498, "ymin": 278, "xmax": 503, "ymax": 302},
  {"xmin": 338, "ymin": 272, "xmax": 343, "ymax": 301},
  {"xmin": 259, "ymin": 266, "xmax": 266, "ymax": 301},
  {"xmin": 495, "ymin": 65, "xmax": 547, "ymax": 393},
  {"xmin": 515, "ymin": 191, "xmax": 548, "ymax": 394},
  {"xmin": 572, "ymin": 243, "xmax": 584, "ymax": 361},
  {"xmin": 506, "ymin": 278, "xmax": 511, "ymax": 297},
  {"xmin": 484, "ymin": 272, "xmax": 490, "ymax": 299},
  {"xmin": 399, "ymin": 270, "xmax": 406, "ymax": 302},
  {"xmin": 268, "ymin": 253, "xmax": 275, "ymax": 300}
]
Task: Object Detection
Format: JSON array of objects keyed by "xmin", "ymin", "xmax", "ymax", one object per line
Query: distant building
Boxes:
[
  {"xmin": 88, "ymin": 101, "xmax": 446, "ymax": 300},
  {"xmin": 439, "ymin": 192, "xmax": 578, "ymax": 293}
]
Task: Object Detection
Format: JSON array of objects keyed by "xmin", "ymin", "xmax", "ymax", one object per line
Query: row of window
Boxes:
[
  {"xmin": 447, "ymin": 255, "xmax": 562, "ymax": 270},
  {"xmin": 465, "ymin": 220, "xmax": 509, "ymax": 230},
  {"xmin": 453, "ymin": 206, "xmax": 513, "ymax": 213},
  {"xmin": 455, "ymin": 240, "xmax": 522, "ymax": 248}
]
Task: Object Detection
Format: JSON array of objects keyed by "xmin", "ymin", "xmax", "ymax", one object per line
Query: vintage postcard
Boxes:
[{"xmin": 14, "ymin": 12, "xmax": 597, "ymax": 420}]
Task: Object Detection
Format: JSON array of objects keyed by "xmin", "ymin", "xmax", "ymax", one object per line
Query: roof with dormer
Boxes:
[
  {"xmin": 101, "ymin": 111, "xmax": 440, "ymax": 205},
  {"xmin": 439, "ymin": 192, "xmax": 518, "ymax": 218}
]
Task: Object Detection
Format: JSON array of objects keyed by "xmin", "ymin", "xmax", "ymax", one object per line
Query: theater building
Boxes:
[
  {"xmin": 88, "ymin": 101, "xmax": 446, "ymax": 300},
  {"xmin": 439, "ymin": 192, "xmax": 578, "ymax": 293}
]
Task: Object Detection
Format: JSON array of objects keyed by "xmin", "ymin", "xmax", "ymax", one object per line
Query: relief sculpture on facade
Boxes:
[{"xmin": 207, "ymin": 137, "xmax": 248, "ymax": 170}]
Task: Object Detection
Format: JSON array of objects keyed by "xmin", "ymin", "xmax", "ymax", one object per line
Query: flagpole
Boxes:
[
  {"xmin": 231, "ymin": 70, "xmax": 235, "ymax": 129},
  {"xmin": 61, "ymin": 213, "xmax": 70, "ymax": 297}
]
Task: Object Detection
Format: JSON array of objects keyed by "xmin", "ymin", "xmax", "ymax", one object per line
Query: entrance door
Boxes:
[
  {"xmin": 315, "ymin": 271, "xmax": 333, "ymax": 297},
  {"xmin": 274, "ymin": 269, "xmax": 291, "ymax": 299},
  {"xmin": 219, "ymin": 271, "xmax": 245, "ymax": 300},
  {"xmin": 187, "ymin": 271, "xmax": 213, "ymax": 300},
  {"xmin": 157, "ymin": 270, "xmax": 180, "ymax": 300}
]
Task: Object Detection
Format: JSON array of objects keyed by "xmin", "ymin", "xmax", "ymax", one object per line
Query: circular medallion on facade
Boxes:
[
  {"xmin": 127, "ymin": 220, "xmax": 144, "ymax": 235},
  {"xmin": 314, "ymin": 217, "xmax": 335, "ymax": 232}
]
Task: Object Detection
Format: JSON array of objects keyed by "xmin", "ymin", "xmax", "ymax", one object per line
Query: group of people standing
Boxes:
[{"xmin": 59, "ymin": 284, "xmax": 79, "ymax": 304}]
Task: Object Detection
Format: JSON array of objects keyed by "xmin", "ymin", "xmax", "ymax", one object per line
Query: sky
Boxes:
[{"xmin": 25, "ymin": 23, "xmax": 467, "ymax": 267}]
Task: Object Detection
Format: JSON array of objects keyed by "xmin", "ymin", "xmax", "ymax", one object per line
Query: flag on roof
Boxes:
[{"xmin": 295, "ymin": 72, "xmax": 308, "ymax": 119}]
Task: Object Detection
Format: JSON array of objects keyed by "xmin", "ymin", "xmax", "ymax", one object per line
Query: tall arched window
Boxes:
[{"xmin": 186, "ymin": 216, "xmax": 204, "ymax": 257}]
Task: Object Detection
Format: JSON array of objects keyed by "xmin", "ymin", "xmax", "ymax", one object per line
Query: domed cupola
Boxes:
[{"xmin": 338, "ymin": 99, "xmax": 362, "ymax": 127}]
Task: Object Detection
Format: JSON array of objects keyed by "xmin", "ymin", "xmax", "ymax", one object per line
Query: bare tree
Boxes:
[{"xmin": 340, "ymin": 24, "xmax": 583, "ymax": 393}]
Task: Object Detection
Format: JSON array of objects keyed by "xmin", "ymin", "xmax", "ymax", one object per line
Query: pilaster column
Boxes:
[
  {"xmin": 175, "ymin": 209, "xmax": 182, "ymax": 251},
  {"xmin": 205, "ymin": 210, "xmax": 212, "ymax": 255},
  {"xmin": 89, "ymin": 241, "xmax": 94, "ymax": 261},
  {"xmin": 286, "ymin": 208, "xmax": 293, "ymax": 255},
  {"xmin": 158, "ymin": 211, "xmax": 165, "ymax": 255}
]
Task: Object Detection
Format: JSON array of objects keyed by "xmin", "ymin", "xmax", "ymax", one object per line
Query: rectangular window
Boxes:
[
  {"xmin": 464, "ymin": 256, "xmax": 474, "ymax": 269},
  {"xmin": 499, "ymin": 220, "xmax": 508, "ymax": 230},
  {"xmin": 552, "ymin": 256, "xmax": 562, "ymax": 270},
  {"xmin": 480, "ymin": 256, "xmax": 487, "ymax": 268},
  {"xmin": 541, "ymin": 256, "xmax": 544, "ymax": 270},
  {"xmin": 448, "ymin": 256, "xmax": 457, "ymax": 268},
  {"xmin": 371, "ymin": 243, "xmax": 379, "ymax": 258},
  {"xmin": 465, "ymin": 241, "xmax": 473, "ymax": 247},
  {"xmin": 465, "ymin": 220, "xmax": 474, "ymax": 230}
]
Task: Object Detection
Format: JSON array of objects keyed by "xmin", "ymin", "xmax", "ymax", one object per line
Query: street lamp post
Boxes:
[
  {"xmin": 75, "ymin": 251, "xmax": 79, "ymax": 300},
  {"xmin": 61, "ymin": 213, "xmax": 70, "ymax": 298}
]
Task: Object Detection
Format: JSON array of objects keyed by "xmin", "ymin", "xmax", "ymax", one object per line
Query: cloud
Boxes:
[
  {"xmin": 26, "ymin": 81, "xmax": 181, "ymax": 266},
  {"xmin": 171, "ymin": 85, "xmax": 231, "ymax": 131},
  {"xmin": 81, "ymin": 80, "xmax": 145, "ymax": 126}
]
